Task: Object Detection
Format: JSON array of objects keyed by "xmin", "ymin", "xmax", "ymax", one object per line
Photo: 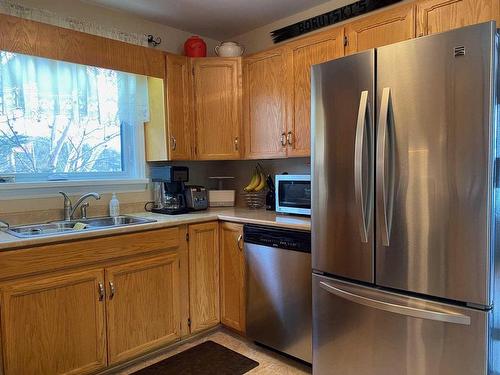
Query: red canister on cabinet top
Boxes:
[{"xmin": 184, "ymin": 36, "xmax": 207, "ymax": 57}]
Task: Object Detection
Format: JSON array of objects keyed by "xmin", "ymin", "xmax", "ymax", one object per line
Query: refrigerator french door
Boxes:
[
  {"xmin": 311, "ymin": 49, "xmax": 375, "ymax": 283},
  {"xmin": 311, "ymin": 22, "xmax": 498, "ymax": 375},
  {"xmin": 375, "ymin": 23, "xmax": 495, "ymax": 307}
]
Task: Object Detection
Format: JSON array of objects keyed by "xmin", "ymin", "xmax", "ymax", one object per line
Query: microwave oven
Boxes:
[{"xmin": 275, "ymin": 175, "xmax": 311, "ymax": 216}]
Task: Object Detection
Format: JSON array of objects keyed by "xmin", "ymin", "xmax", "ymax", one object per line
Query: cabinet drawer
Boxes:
[{"xmin": 0, "ymin": 227, "xmax": 180, "ymax": 281}]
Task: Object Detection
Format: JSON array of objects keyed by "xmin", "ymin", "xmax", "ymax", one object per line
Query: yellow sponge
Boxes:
[{"xmin": 73, "ymin": 222, "xmax": 88, "ymax": 230}]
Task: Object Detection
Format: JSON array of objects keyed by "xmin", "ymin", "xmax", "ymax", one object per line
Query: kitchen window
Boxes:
[{"xmin": 0, "ymin": 50, "xmax": 149, "ymax": 185}]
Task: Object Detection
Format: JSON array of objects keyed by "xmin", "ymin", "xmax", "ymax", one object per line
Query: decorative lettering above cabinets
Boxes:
[{"xmin": 271, "ymin": 0, "xmax": 403, "ymax": 43}]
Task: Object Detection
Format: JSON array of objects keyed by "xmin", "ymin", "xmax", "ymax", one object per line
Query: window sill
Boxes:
[{"xmin": 0, "ymin": 179, "xmax": 149, "ymax": 200}]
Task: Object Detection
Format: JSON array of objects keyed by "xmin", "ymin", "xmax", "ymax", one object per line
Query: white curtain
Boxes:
[{"xmin": 0, "ymin": 51, "xmax": 149, "ymax": 175}]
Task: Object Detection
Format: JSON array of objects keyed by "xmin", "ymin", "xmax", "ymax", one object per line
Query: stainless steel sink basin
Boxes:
[
  {"xmin": 7, "ymin": 222, "xmax": 79, "ymax": 237},
  {"xmin": 6, "ymin": 215, "xmax": 156, "ymax": 238},
  {"xmin": 83, "ymin": 216, "xmax": 150, "ymax": 227}
]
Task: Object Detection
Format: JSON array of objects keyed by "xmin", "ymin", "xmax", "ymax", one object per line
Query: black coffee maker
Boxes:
[{"xmin": 151, "ymin": 166, "xmax": 190, "ymax": 215}]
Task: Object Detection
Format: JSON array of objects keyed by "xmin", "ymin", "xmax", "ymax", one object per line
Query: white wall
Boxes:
[{"xmin": 2, "ymin": 0, "xmax": 220, "ymax": 55}]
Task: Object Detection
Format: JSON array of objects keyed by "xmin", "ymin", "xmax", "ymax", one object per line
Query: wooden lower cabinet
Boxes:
[
  {"xmin": 220, "ymin": 222, "xmax": 246, "ymax": 333},
  {"xmin": 106, "ymin": 254, "xmax": 181, "ymax": 364},
  {"xmin": 0, "ymin": 269, "xmax": 107, "ymax": 375},
  {"xmin": 188, "ymin": 222, "xmax": 220, "ymax": 333},
  {"xmin": 0, "ymin": 252, "xmax": 182, "ymax": 374}
]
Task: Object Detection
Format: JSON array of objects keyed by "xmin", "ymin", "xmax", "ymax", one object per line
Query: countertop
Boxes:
[{"xmin": 0, "ymin": 208, "xmax": 311, "ymax": 251}]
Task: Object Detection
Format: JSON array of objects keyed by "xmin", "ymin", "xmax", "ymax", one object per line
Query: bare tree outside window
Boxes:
[{"xmin": 0, "ymin": 51, "xmax": 148, "ymax": 179}]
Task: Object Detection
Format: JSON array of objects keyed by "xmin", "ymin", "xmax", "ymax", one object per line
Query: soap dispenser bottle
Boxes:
[{"xmin": 109, "ymin": 193, "xmax": 120, "ymax": 217}]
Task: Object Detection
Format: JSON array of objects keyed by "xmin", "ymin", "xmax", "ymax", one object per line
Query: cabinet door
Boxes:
[
  {"xmin": 243, "ymin": 47, "xmax": 292, "ymax": 159},
  {"xmin": 345, "ymin": 4, "xmax": 415, "ymax": 54},
  {"xmin": 188, "ymin": 222, "xmax": 220, "ymax": 333},
  {"xmin": 220, "ymin": 222, "xmax": 245, "ymax": 333},
  {"xmin": 416, "ymin": 0, "xmax": 499, "ymax": 37},
  {"xmin": 192, "ymin": 58, "xmax": 242, "ymax": 160},
  {"xmin": 1, "ymin": 269, "xmax": 106, "ymax": 375},
  {"xmin": 106, "ymin": 254, "xmax": 180, "ymax": 364},
  {"xmin": 289, "ymin": 28, "xmax": 345, "ymax": 157},
  {"xmin": 166, "ymin": 54, "xmax": 193, "ymax": 160}
]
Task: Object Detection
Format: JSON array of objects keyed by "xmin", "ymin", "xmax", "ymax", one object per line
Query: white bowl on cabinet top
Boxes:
[{"xmin": 215, "ymin": 42, "xmax": 245, "ymax": 57}]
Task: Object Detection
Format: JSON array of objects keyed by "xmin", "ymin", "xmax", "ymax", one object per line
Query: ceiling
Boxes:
[{"xmin": 84, "ymin": 0, "xmax": 336, "ymax": 39}]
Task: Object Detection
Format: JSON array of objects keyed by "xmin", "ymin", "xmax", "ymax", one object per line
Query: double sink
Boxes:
[{"xmin": 6, "ymin": 215, "xmax": 157, "ymax": 238}]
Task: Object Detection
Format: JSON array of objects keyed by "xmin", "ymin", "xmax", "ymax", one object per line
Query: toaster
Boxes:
[{"xmin": 184, "ymin": 185, "xmax": 209, "ymax": 211}]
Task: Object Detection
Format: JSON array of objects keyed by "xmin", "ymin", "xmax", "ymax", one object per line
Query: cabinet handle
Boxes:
[
  {"xmin": 237, "ymin": 234, "xmax": 243, "ymax": 251},
  {"xmin": 109, "ymin": 281, "xmax": 115, "ymax": 299},
  {"xmin": 234, "ymin": 137, "xmax": 239, "ymax": 151},
  {"xmin": 171, "ymin": 136, "xmax": 177, "ymax": 151},
  {"xmin": 280, "ymin": 132, "xmax": 287, "ymax": 147},
  {"xmin": 287, "ymin": 131, "xmax": 293, "ymax": 146},
  {"xmin": 98, "ymin": 282, "xmax": 105, "ymax": 301}
]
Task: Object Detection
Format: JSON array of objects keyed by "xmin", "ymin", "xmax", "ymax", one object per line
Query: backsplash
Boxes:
[
  {"xmin": 0, "ymin": 191, "xmax": 152, "ymax": 225},
  {"xmin": 156, "ymin": 157, "xmax": 311, "ymax": 207},
  {"xmin": 0, "ymin": 158, "xmax": 310, "ymax": 225}
]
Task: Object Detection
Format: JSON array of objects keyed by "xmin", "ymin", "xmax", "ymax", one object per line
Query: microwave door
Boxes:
[
  {"xmin": 277, "ymin": 180, "xmax": 310, "ymax": 213},
  {"xmin": 275, "ymin": 175, "xmax": 311, "ymax": 215},
  {"xmin": 311, "ymin": 50, "xmax": 375, "ymax": 283}
]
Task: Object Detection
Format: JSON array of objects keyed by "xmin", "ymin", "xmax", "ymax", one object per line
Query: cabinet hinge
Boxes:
[
  {"xmin": 192, "ymin": 67, "xmax": 195, "ymax": 76},
  {"xmin": 343, "ymin": 35, "xmax": 349, "ymax": 47},
  {"xmin": 187, "ymin": 318, "xmax": 191, "ymax": 327},
  {"xmin": 186, "ymin": 232, "xmax": 189, "ymax": 242}
]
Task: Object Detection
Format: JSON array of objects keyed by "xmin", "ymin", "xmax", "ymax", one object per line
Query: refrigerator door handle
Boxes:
[
  {"xmin": 319, "ymin": 281, "xmax": 471, "ymax": 325},
  {"xmin": 354, "ymin": 90, "xmax": 371, "ymax": 243},
  {"xmin": 376, "ymin": 87, "xmax": 393, "ymax": 246}
]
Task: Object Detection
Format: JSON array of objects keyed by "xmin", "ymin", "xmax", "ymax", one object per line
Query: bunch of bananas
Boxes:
[{"xmin": 244, "ymin": 167, "xmax": 267, "ymax": 192}]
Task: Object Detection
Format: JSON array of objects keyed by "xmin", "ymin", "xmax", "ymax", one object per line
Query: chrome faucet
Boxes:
[
  {"xmin": 0, "ymin": 219, "xmax": 9, "ymax": 231},
  {"xmin": 59, "ymin": 192, "xmax": 101, "ymax": 221}
]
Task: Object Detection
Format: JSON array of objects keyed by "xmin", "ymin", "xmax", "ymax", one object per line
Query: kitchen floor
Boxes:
[{"xmin": 118, "ymin": 328, "xmax": 312, "ymax": 374}]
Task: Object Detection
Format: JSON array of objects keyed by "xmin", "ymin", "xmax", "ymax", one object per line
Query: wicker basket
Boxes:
[{"xmin": 243, "ymin": 190, "xmax": 266, "ymax": 209}]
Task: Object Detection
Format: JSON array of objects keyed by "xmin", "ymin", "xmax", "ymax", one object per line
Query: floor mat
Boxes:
[{"xmin": 132, "ymin": 340, "xmax": 259, "ymax": 375}]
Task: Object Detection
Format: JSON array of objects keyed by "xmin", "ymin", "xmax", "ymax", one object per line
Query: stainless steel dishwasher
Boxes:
[{"xmin": 244, "ymin": 224, "xmax": 312, "ymax": 363}]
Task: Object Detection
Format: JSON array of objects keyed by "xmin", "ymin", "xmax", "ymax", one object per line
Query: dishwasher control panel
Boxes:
[{"xmin": 243, "ymin": 224, "xmax": 311, "ymax": 253}]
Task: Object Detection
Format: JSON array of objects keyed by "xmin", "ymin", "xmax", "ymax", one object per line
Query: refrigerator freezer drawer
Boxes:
[{"xmin": 313, "ymin": 274, "xmax": 489, "ymax": 375}]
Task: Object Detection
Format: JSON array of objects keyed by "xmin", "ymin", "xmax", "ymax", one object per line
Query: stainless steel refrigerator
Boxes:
[{"xmin": 311, "ymin": 22, "xmax": 500, "ymax": 375}]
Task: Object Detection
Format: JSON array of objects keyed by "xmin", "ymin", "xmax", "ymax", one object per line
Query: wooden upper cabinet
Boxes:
[
  {"xmin": 288, "ymin": 28, "xmax": 345, "ymax": 157},
  {"xmin": 166, "ymin": 54, "xmax": 193, "ymax": 160},
  {"xmin": 0, "ymin": 13, "xmax": 165, "ymax": 78},
  {"xmin": 106, "ymin": 39, "xmax": 165, "ymax": 78},
  {"xmin": 220, "ymin": 222, "xmax": 245, "ymax": 333},
  {"xmin": 416, "ymin": 0, "xmax": 499, "ymax": 36},
  {"xmin": 192, "ymin": 58, "xmax": 242, "ymax": 160},
  {"xmin": 105, "ymin": 254, "xmax": 181, "ymax": 364},
  {"xmin": 188, "ymin": 222, "xmax": 220, "ymax": 333},
  {"xmin": 243, "ymin": 47, "xmax": 292, "ymax": 159},
  {"xmin": 1, "ymin": 269, "xmax": 107, "ymax": 375},
  {"xmin": 345, "ymin": 4, "xmax": 416, "ymax": 54}
]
